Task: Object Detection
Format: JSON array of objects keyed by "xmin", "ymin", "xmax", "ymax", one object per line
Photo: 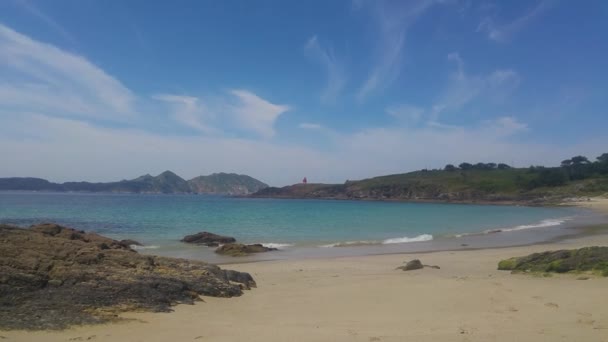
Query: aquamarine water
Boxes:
[{"xmin": 0, "ymin": 192, "xmax": 587, "ymax": 258}]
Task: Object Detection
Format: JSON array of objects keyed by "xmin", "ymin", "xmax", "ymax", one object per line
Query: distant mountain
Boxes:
[
  {"xmin": 0, "ymin": 171, "xmax": 268, "ymax": 195},
  {"xmin": 188, "ymin": 173, "xmax": 268, "ymax": 195}
]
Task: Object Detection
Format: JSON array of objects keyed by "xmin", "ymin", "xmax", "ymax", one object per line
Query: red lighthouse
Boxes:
[{"xmin": 302, "ymin": 177, "xmax": 307, "ymax": 184}]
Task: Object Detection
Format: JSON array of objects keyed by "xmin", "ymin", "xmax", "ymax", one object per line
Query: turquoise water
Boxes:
[{"xmin": 0, "ymin": 192, "xmax": 584, "ymax": 251}]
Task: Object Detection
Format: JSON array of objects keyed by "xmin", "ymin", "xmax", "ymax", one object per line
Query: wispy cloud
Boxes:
[
  {"xmin": 12, "ymin": 0, "xmax": 76, "ymax": 44},
  {"xmin": 299, "ymin": 122, "xmax": 323, "ymax": 130},
  {"xmin": 357, "ymin": 0, "xmax": 437, "ymax": 101},
  {"xmin": 304, "ymin": 35, "xmax": 346, "ymax": 103},
  {"xmin": 388, "ymin": 52, "xmax": 520, "ymax": 124},
  {"xmin": 477, "ymin": 0, "xmax": 554, "ymax": 42},
  {"xmin": 229, "ymin": 90, "xmax": 290, "ymax": 139},
  {"xmin": 153, "ymin": 94, "xmax": 216, "ymax": 134},
  {"xmin": 430, "ymin": 52, "xmax": 520, "ymax": 121},
  {"xmin": 0, "ymin": 23, "xmax": 136, "ymax": 121}
]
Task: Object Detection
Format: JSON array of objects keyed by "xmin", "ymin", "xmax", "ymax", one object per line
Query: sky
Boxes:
[{"xmin": 0, "ymin": 0, "xmax": 607, "ymax": 186}]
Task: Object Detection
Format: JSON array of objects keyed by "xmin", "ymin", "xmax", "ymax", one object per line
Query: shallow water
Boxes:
[{"xmin": 0, "ymin": 191, "xmax": 598, "ymax": 263}]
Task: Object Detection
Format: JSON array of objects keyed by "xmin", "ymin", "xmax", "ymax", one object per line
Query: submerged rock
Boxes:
[
  {"xmin": 215, "ymin": 243, "xmax": 277, "ymax": 257},
  {"xmin": 181, "ymin": 231, "xmax": 236, "ymax": 246},
  {"xmin": 0, "ymin": 223, "xmax": 255, "ymax": 330},
  {"xmin": 498, "ymin": 246, "xmax": 608, "ymax": 276}
]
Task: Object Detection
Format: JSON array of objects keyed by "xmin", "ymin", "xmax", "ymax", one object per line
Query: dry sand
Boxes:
[{"xmin": 3, "ymin": 200, "xmax": 608, "ymax": 342}]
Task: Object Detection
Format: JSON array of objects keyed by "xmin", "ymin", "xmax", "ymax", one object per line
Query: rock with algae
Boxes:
[
  {"xmin": 497, "ymin": 246, "xmax": 608, "ymax": 276},
  {"xmin": 0, "ymin": 223, "xmax": 255, "ymax": 330}
]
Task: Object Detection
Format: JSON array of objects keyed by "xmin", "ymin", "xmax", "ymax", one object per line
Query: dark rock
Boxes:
[
  {"xmin": 119, "ymin": 239, "xmax": 143, "ymax": 248},
  {"xmin": 0, "ymin": 223, "xmax": 255, "ymax": 330},
  {"xmin": 396, "ymin": 259, "xmax": 424, "ymax": 271},
  {"xmin": 223, "ymin": 269, "xmax": 256, "ymax": 289},
  {"xmin": 215, "ymin": 243, "xmax": 277, "ymax": 257},
  {"xmin": 424, "ymin": 265, "xmax": 441, "ymax": 269},
  {"xmin": 181, "ymin": 232, "xmax": 236, "ymax": 246}
]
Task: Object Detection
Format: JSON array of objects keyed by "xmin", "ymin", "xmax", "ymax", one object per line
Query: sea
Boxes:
[{"xmin": 0, "ymin": 191, "xmax": 604, "ymax": 263}]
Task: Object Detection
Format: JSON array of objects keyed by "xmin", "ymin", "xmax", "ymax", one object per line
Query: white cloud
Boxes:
[
  {"xmin": 299, "ymin": 123, "xmax": 324, "ymax": 130},
  {"xmin": 477, "ymin": 0, "xmax": 554, "ymax": 42},
  {"xmin": 0, "ymin": 113, "xmax": 329, "ymax": 185},
  {"xmin": 304, "ymin": 35, "xmax": 346, "ymax": 103},
  {"xmin": 390, "ymin": 53, "xmax": 520, "ymax": 124},
  {"xmin": 0, "ymin": 23, "xmax": 136, "ymax": 121},
  {"xmin": 1, "ymin": 111, "xmax": 606, "ymax": 186},
  {"xmin": 357, "ymin": 0, "xmax": 437, "ymax": 101},
  {"xmin": 153, "ymin": 94, "xmax": 216, "ymax": 134},
  {"xmin": 229, "ymin": 89, "xmax": 289, "ymax": 139},
  {"xmin": 429, "ymin": 52, "xmax": 520, "ymax": 121}
]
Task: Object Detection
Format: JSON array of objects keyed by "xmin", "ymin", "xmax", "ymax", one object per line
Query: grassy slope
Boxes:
[{"xmin": 253, "ymin": 168, "xmax": 608, "ymax": 203}]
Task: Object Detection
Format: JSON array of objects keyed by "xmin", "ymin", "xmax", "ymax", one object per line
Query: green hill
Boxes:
[
  {"xmin": 188, "ymin": 173, "xmax": 268, "ymax": 195},
  {"xmin": 251, "ymin": 154, "xmax": 608, "ymax": 204}
]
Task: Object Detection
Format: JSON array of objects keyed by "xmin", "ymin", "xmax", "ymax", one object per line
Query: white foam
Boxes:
[
  {"xmin": 319, "ymin": 240, "xmax": 380, "ymax": 248},
  {"xmin": 455, "ymin": 217, "xmax": 573, "ymax": 237},
  {"xmin": 320, "ymin": 234, "xmax": 433, "ymax": 248},
  {"xmin": 260, "ymin": 243, "xmax": 294, "ymax": 249},
  {"xmin": 131, "ymin": 245, "xmax": 160, "ymax": 250},
  {"xmin": 498, "ymin": 217, "xmax": 572, "ymax": 232},
  {"xmin": 382, "ymin": 234, "xmax": 434, "ymax": 244}
]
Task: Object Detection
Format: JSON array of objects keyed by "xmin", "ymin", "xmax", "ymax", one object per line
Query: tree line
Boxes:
[{"xmin": 443, "ymin": 153, "xmax": 608, "ymax": 189}]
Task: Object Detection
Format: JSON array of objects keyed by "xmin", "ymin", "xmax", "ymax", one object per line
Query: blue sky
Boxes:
[{"xmin": 0, "ymin": 0, "xmax": 607, "ymax": 185}]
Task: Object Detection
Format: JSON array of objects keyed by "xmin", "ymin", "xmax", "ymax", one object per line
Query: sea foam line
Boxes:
[
  {"xmin": 131, "ymin": 245, "xmax": 160, "ymax": 250},
  {"xmin": 455, "ymin": 217, "xmax": 573, "ymax": 237},
  {"xmin": 320, "ymin": 234, "xmax": 433, "ymax": 248},
  {"xmin": 260, "ymin": 243, "xmax": 294, "ymax": 249}
]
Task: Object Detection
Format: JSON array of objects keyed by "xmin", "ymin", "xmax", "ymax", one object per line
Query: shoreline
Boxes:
[
  {"xmin": 3, "ymin": 198, "xmax": 608, "ymax": 341},
  {"xmin": 5, "ymin": 232, "xmax": 608, "ymax": 342}
]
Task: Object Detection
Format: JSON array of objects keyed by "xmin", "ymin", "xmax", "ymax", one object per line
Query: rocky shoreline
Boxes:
[{"xmin": 0, "ymin": 223, "xmax": 255, "ymax": 330}]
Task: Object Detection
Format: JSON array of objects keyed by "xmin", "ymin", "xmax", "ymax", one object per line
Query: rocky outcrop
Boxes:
[
  {"xmin": 215, "ymin": 243, "xmax": 277, "ymax": 257},
  {"xmin": 181, "ymin": 232, "xmax": 236, "ymax": 246},
  {"xmin": 397, "ymin": 259, "xmax": 424, "ymax": 271},
  {"xmin": 498, "ymin": 247, "xmax": 608, "ymax": 276},
  {"xmin": 396, "ymin": 259, "xmax": 440, "ymax": 271},
  {"xmin": 0, "ymin": 223, "xmax": 255, "ymax": 330}
]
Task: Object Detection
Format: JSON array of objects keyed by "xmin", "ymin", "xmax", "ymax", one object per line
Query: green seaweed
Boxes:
[{"xmin": 498, "ymin": 247, "xmax": 608, "ymax": 277}]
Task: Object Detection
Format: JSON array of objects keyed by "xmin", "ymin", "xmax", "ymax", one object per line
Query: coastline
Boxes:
[{"xmin": 4, "ymin": 199, "xmax": 608, "ymax": 341}]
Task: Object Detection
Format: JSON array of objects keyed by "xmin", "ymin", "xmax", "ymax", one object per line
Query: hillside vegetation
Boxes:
[
  {"xmin": 0, "ymin": 171, "xmax": 267, "ymax": 195},
  {"xmin": 252, "ymin": 153, "xmax": 608, "ymax": 203}
]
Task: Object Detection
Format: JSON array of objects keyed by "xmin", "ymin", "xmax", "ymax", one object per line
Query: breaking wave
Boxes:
[
  {"xmin": 455, "ymin": 217, "xmax": 573, "ymax": 237},
  {"xmin": 320, "ymin": 234, "xmax": 434, "ymax": 248}
]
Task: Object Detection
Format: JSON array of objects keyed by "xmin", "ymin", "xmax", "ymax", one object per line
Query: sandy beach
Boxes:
[{"xmin": 3, "ymin": 199, "xmax": 608, "ymax": 342}]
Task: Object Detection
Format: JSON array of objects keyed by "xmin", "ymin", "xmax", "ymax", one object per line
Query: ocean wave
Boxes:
[
  {"xmin": 455, "ymin": 217, "xmax": 573, "ymax": 237},
  {"xmin": 260, "ymin": 243, "xmax": 294, "ymax": 249},
  {"xmin": 320, "ymin": 234, "xmax": 434, "ymax": 248},
  {"xmin": 498, "ymin": 217, "xmax": 572, "ymax": 232},
  {"xmin": 319, "ymin": 240, "xmax": 380, "ymax": 248},
  {"xmin": 382, "ymin": 234, "xmax": 434, "ymax": 244},
  {"xmin": 131, "ymin": 245, "xmax": 160, "ymax": 250}
]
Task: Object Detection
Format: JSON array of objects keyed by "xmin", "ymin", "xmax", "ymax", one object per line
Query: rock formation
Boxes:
[
  {"xmin": 215, "ymin": 243, "xmax": 277, "ymax": 257},
  {"xmin": 0, "ymin": 223, "xmax": 255, "ymax": 330},
  {"xmin": 181, "ymin": 232, "xmax": 236, "ymax": 246}
]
